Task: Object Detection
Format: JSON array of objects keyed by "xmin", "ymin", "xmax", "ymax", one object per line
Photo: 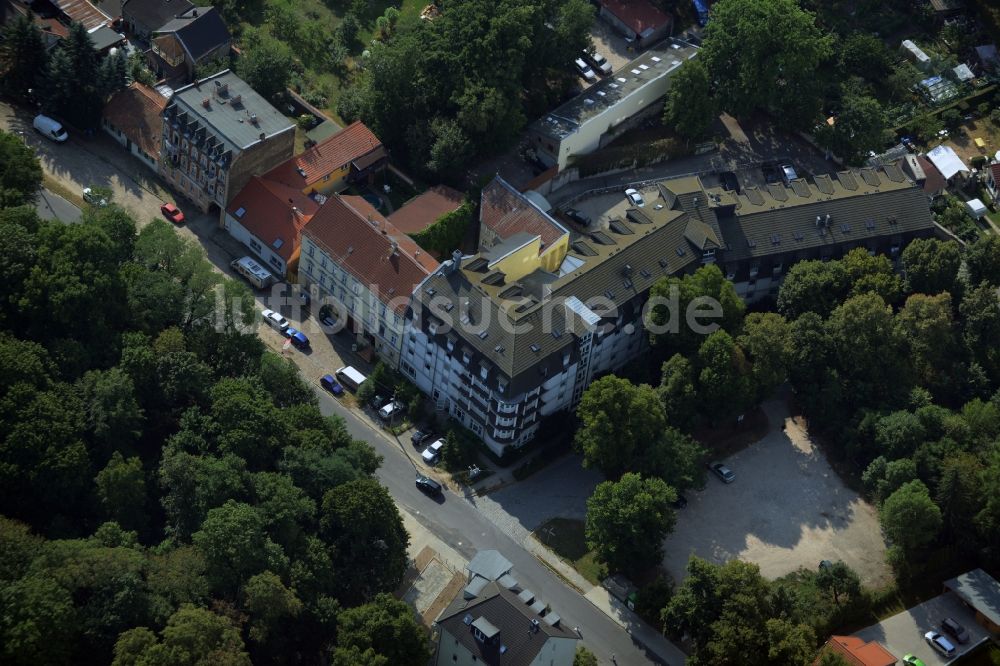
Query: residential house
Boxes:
[
  {"xmin": 528, "ymin": 39, "xmax": 698, "ymax": 170},
  {"xmin": 264, "ymin": 120, "xmax": 386, "ymax": 196},
  {"xmin": 0, "ymin": 0, "xmax": 69, "ymax": 49},
  {"xmin": 386, "ymin": 184, "xmax": 465, "ymax": 238},
  {"xmin": 299, "ymin": 194, "xmax": 438, "ymax": 368},
  {"xmin": 223, "ymin": 176, "xmax": 319, "ymax": 279},
  {"xmin": 121, "ymin": 0, "xmax": 192, "ymax": 39},
  {"xmin": 901, "ymin": 154, "xmax": 947, "ymax": 199},
  {"xmin": 50, "ymin": 0, "xmax": 110, "ymax": 30},
  {"xmin": 814, "ymin": 636, "xmax": 896, "ymax": 666},
  {"xmin": 160, "ymin": 69, "xmax": 295, "ymax": 214},
  {"xmin": 598, "ymin": 0, "xmax": 670, "ymax": 48},
  {"xmin": 102, "ymin": 81, "xmax": 167, "ymax": 171},
  {"xmin": 149, "ymin": 6, "xmax": 230, "ymax": 84},
  {"xmin": 403, "ymin": 167, "xmax": 935, "ymax": 454},
  {"xmin": 986, "ymin": 162, "xmax": 1000, "ymax": 200},
  {"xmin": 434, "ymin": 577, "xmax": 577, "ymax": 666}
]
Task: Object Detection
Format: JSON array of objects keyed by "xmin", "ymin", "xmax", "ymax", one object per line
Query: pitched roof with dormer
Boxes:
[
  {"xmin": 103, "ymin": 82, "xmax": 168, "ymax": 158},
  {"xmin": 226, "ymin": 176, "xmax": 319, "ymax": 262},
  {"xmin": 265, "ymin": 121, "xmax": 384, "ymax": 191}
]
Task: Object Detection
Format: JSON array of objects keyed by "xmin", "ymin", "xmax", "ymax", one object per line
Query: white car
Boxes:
[
  {"xmin": 625, "ymin": 188, "xmax": 645, "ymax": 207},
  {"xmin": 585, "ymin": 50, "xmax": 613, "ymax": 75},
  {"xmin": 82, "ymin": 187, "xmax": 108, "ymax": 207},
  {"xmin": 421, "ymin": 438, "xmax": 446, "ymax": 464},
  {"xmin": 261, "ymin": 309, "xmax": 289, "ymax": 331},
  {"xmin": 574, "ymin": 58, "xmax": 597, "ymax": 83}
]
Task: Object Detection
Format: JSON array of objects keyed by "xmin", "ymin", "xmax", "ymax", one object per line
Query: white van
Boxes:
[
  {"xmin": 335, "ymin": 366, "xmax": 367, "ymax": 391},
  {"xmin": 33, "ymin": 114, "xmax": 68, "ymax": 142},
  {"xmin": 230, "ymin": 256, "xmax": 274, "ymax": 290}
]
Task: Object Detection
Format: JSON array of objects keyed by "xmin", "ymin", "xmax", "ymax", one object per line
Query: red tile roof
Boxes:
[
  {"xmin": 226, "ymin": 176, "xmax": 320, "ymax": 262},
  {"xmin": 480, "ymin": 177, "xmax": 567, "ymax": 253},
  {"xmin": 302, "ymin": 195, "xmax": 439, "ymax": 313},
  {"xmin": 818, "ymin": 636, "xmax": 896, "ymax": 666},
  {"xmin": 989, "ymin": 162, "xmax": 1000, "ymax": 186},
  {"xmin": 55, "ymin": 0, "xmax": 111, "ymax": 30},
  {"xmin": 265, "ymin": 121, "xmax": 383, "ymax": 191},
  {"xmin": 387, "ymin": 185, "xmax": 465, "ymax": 235},
  {"xmin": 102, "ymin": 82, "xmax": 167, "ymax": 158},
  {"xmin": 599, "ymin": 0, "xmax": 669, "ymax": 36}
]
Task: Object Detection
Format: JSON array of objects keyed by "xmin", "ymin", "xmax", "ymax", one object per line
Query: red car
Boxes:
[{"xmin": 160, "ymin": 202, "xmax": 185, "ymax": 224}]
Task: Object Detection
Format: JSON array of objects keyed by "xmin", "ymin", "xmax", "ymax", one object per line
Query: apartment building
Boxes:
[
  {"xmin": 160, "ymin": 70, "xmax": 295, "ymax": 214},
  {"xmin": 299, "ymin": 195, "xmax": 438, "ymax": 368},
  {"xmin": 403, "ymin": 168, "xmax": 935, "ymax": 454}
]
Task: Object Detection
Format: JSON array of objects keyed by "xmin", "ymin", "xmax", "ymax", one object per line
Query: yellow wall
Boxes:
[
  {"xmin": 489, "ymin": 237, "xmax": 543, "ymax": 282},
  {"xmin": 538, "ymin": 234, "xmax": 569, "ymax": 273},
  {"xmin": 303, "ymin": 165, "xmax": 350, "ymax": 196}
]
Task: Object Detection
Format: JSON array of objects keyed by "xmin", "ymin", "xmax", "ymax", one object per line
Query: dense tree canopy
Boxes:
[
  {"xmin": 0, "ymin": 131, "xmax": 42, "ymax": 209},
  {"xmin": 585, "ymin": 473, "xmax": 676, "ymax": 574}
]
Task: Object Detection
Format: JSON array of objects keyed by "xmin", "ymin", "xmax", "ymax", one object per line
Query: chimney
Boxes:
[{"xmin": 452, "ymin": 249, "xmax": 463, "ymax": 271}]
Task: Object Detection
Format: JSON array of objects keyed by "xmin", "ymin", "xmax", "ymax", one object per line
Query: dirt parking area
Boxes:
[
  {"xmin": 590, "ymin": 19, "xmax": 637, "ymax": 74},
  {"xmin": 663, "ymin": 399, "xmax": 891, "ymax": 587}
]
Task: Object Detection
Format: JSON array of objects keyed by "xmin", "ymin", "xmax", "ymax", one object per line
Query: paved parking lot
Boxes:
[
  {"xmin": 662, "ymin": 398, "xmax": 892, "ymax": 586},
  {"xmin": 853, "ymin": 592, "xmax": 990, "ymax": 665}
]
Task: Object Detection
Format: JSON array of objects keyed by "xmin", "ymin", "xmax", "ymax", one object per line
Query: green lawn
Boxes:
[{"xmin": 534, "ymin": 518, "xmax": 605, "ymax": 586}]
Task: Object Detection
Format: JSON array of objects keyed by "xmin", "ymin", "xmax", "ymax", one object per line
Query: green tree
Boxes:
[
  {"xmin": 815, "ymin": 561, "xmax": 861, "ymax": 607},
  {"xmin": 838, "ymin": 32, "xmax": 892, "ymax": 84},
  {"xmin": 0, "ymin": 15, "xmax": 48, "ymax": 101},
  {"xmin": 960, "ymin": 283, "xmax": 1000, "ymax": 382},
  {"xmin": 574, "ymin": 645, "xmax": 599, "ymax": 666},
  {"xmin": 43, "ymin": 22, "xmax": 105, "ymax": 127},
  {"xmin": 700, "ymin": 0, "xmax": 832, "ymax": 127},
  {"xmin": 95, "ymin": 452, "xmax": 148, "ymax": 533},
  {"xmin": 585, "ymin": 473, "xmax": 676, "ymax": 574},
  {"xmin": 111, "ymin": 604, "xmax": 250, "ymax": 666},
  {"xmin": 739, "ymin": 312, "xmax": 791, "ymax": 401},
  {"xmin": 0, "ymin": 575, "xmax": 76, "ymax": 666},
  {"xmin": 659, "ymin": 353, "xmax": 698, "ymax": 430},
  {"xmin": 696, "ymin": 330, "xmax": 755, "ymax": 422},
  {"xmin": 901, "ymin": 238, "xmax": 961, "ymax": 295},
  {"xmin": 936, "ymin": 453, "xmax": 982, "ymax": 547},
  {"xmin": 841, "ymin": 247, "xmax": 901, "ymax": 304},
  {"xmin": 159, "ymin": 449, "xmax": 250, "ymax": 539},
  {"xmin": 0, "ymin": 130, "xmax": 43, "ymax": 208},
  {"xmin": 235, "ymin": 29, "xmax": 295, "ymax": 102},
  {"xmin": 765, "ymin": 618, "xmax": 817, "ymax": 666},
  {"xmin": 777, "ymin": 260, "xmax": 849, "ymax": 319},
  {"xmin": 897, "ymin": 292, "xmax": 957, "ymax": 394},
  {"xmin": 816, "ymin": 93, "xmax": 886, "ymax": 164},
  {"xmin": 192, "ymin": 500, "xmax": 285, "ymax": 596},
  {"xmin": 648, "ymin": 263, "xmax": 745, "ymax": 353},
  {"xmin": 79, "ymin": 367, "xmax": 144, "ymax": 453},
  {"xmin": 574, "ymin": 376, "xmax": 666, "ymax": 476},
  {"xmin": 251, "ymin": 472, "xmax": 315, "ymax": 552},
  {"xmin": 319, "ymin": 478, "xmax": 408, "ymax": 605},
  {"xmin": 636, "ymin": 427, "xmax": 707, "ymax": 491},
  {"xmin": 974, "ymin": 450, "xmax": 1000, "ymax": 555},
  {"xmin": 965, "ymin": 235, "xmax": 1000, "ymax": 287},
  {"xmin": 663, "ymin": 59, "xmax": 717, "ymax": 140},
  {"xmin": 410, "ymin": 201, "xmax": 474, "ymax": 257},
  {"xmin": 426, "ymin": 117, "xmax": 472, "ymax": 177},
  {"xmin": 880, "ymin": 480, "xmax": 942, "ymax": 554},
  {"xmin": 242, "ymin": 571, "xmax": 303, "ymax": 652},
  {"xmin": 334, "ymin": 593, "xmax": 431, "ymax": 665}
]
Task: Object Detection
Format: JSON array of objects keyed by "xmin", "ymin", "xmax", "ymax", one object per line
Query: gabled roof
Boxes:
[
  {"xmin": 122, "ymin": 0, "xmax": 194, "ymax": 30},
  {"xmin": 226, "ymin": 176, "xmax": 319, "ymax": 262},
  {"xmin": 301, "ymin": 195, "xmax": 438, "ymax": 314},
  {"xmin": 988, "ymin": 162, "xmax": 1000, "ymax": 185},
  {"xmin": 102, "ymin": 82, "xmax": 168, "ymax": 157},
  {"xmin": 265, "ymin": 121, "xmax": 383, "ymax": 190},
  {"xmin": 436, "ymin": 581, "xmax": 577, "ymax": 666},
  {"xmin": 926, "ymin": 144, "xmax": 970, "ymax": 180},
  {"xmin": 387, "ymin": 185, "xmax": 465, "ymax": 235},
  {"xmin": 820, "ymin": 636, "xmax": 896, "ymax": 666},
  {"xmin": 467, "ymin": 550, "xmax": 513, "ymax": 582},
  {"xmin": 599, "ymin": 0, "xmax": 669, "ymax": 36},
  {"xmin": 480, "ymin": 177, "xmax": 568, "ymax": 254},
  {"xmin": 154, "ymin": 6, "xmax": 230, "ymax": 62}
]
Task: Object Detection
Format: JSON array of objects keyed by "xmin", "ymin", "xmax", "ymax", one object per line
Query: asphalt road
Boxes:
[
  {"xmin": 310, "ymin": 385, "xmax": 681, "ymax": 666},
  {"xmin": 35, "ymin": 189, "xmax": 82, "ymax": 223}
]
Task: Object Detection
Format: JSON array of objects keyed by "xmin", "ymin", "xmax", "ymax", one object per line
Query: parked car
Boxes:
[
  {"xmin": 378, "ymin": 400, "xmax": 404, "ymax": 421},
  {"xmin": 411, "ymin": 429, "xmax": 436, "ymax": 447},
  {"xmin": 283, "ymin": 327, "xmax": 310, "ymax": 349},
  {"xmin": 369, "ymin": 393, "xmax": 388, "ymax": 411},
  {"xmin": 160, "ymin": 202, "xmax": 185, "ymax": 224},
  {"xmin": 415, "ymin": 474, "xmax": 443, "ymax": 496},
  {"xmin": 924, "ymin": 631, "xmax": 956, "ymax": 658},
  {"xmin": 574, "ymin": 57, "xmax": 597, "ymax": 83},
  {"xmin": 422, "ymin": 438, "xmax": 446, "ymax": 464},
  {"xmin": 709, "ymin": 462, "xmax": 735, "ymax": 483},
  {"xmin": 82, "ymin": 187, "xmax": 108, "ymax": 207},
  {"xmin": 583, "ymin": 49, "xmax": 613, "ymax": 75},
  {"xmin": 625, "ymin": 188, "xmax": 645, "ymax": 207},
  {"xmin": 33, "ymin": 114, "xmax": 68, "ymax": 142},
  {"xmin": 780, "ymin": 163, "xmax": 798, "ymax": 185},
  {"xmin": 563, "ymin": 207, "xmax": 591, "ymax": 225},
  {"xmin": 261, "ymin": 309, "xmax": 288, "ymax": 331},
  {"xmin": 819, "ymin": 560, "xmax": 834, "ymax": 570},
  {"xmin": 902, "ymin": 656, "xmax": 926, "ymax": 666},
  {"xmin": 320, "ymin": 374, "xmax": 343, "ymax": 396},
  {"xmin": 941, "ymin": 617, "xmax": 969, "ymax": 644}
]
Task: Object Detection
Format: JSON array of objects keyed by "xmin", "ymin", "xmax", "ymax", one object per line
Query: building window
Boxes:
[
  {"xmin": 249, "ymin": 238, "xmax": 262, "ymax": 253},
  {"xmin": 307, "ymin": 244, "xmax": 315, "ymax": 257},
  {"xmin": 269, "ymin": 256, "xmax": 282, "ymax": 271},
  {"xmin": 320, "ymin": 256, "xmax": 328, "ymax": 269},
  {"xmin": 390, "ymin": 333, "xmax": 397, "ymax": 345}
]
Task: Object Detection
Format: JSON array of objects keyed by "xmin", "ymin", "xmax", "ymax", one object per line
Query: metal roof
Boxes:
[
  {"xmin": 467, "ymin": 550, "xmax": 513, "ymax": 582},
  {"xmin": 944, "ymin": 568, "xmax": 1000, "ymax": 627}
]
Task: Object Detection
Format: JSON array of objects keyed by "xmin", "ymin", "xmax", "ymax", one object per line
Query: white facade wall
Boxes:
[
  {"xmin": 224, "ymin": 213, "xmax": 288, "ymax": 278},
  {"xmin": 300, "ymin": 235, "xmax": 405, "ymax": 368},
  {"xmin": 102, "ymin": 121, "xmax": 160, "ymax": 173},
  {"xmin": 435, "ymin": 634, "xmax": 575, "ymax": 666}
]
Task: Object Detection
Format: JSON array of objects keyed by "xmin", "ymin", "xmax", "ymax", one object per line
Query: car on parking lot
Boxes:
[
  {"xmin": 261, "ymin": 309, "xmax": 288, "ymax": 331},
  {"xmin": 941, "ymin": 617, "xmax": 969, "ymax": 644},
  {"xmin": 83, "ymin": 187, "xmax": 108, "ymax": 207},
  {"xmin": 780, "ymin": 163, "xmax": 798, "ymax": 185},
  {"xmin": 625, "ymin": 188, "xmax": 645, "ymax": 207},
  {"xmin": 283, "ymin": 327, "xmax": 310, "ymax": 349},
  {"xmin": 422, "ymin": 438, "xmax": 446, "ymax": 464},
  {"xmin": 415, "ymin": 474, "xmax": 443, "ymax": 496},
  {"xmin": 709, "ymin": 462, "xmax": 735, "ymax": 483},
  {"xmin": 583, "ymin": 49, "xmax": 612, "ymax": 75},
  {"xmin": 574, "ymin": 58, "xmax": 597, "ymax": 83},
  {"xmin": 411, "ymin": 429, "xmax": 436, "ymax": 447},
  {"xmin": 563, "ymin": 207, "xmax": 591, "ymax": 226},
  {"xmin": 320, "ymin": 374, "xmax": 343, "ymax": 396},
  {"xmin": 160, "ymin": 202, "xmax": 185, "ymax": 224},
  {"xmin": 924, "ymin": 631, "xmax": 956, "ymax": 657},
  {"xmin": 902, "ymin": 656, "xmax": 926, "ymax": 666}
]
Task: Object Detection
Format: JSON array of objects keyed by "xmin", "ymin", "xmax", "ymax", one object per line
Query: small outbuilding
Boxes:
[
  {"xmin": 952, "ymin": 63, "xmax": 975, "ymax": 82},
  {"xmin": 926, "ymin": 144, "xmax": 970, "ymax": 181},
  {"xmin": 965, "ymin": 198, "xmax": 988, "ymax": 219},
  {"xmin": 943, "ymin": 569, "xmax": 1000, "ymax": 634},
  {"xmin": 901, "ymin": 39, "xmax": 932, "ymax": 70}
]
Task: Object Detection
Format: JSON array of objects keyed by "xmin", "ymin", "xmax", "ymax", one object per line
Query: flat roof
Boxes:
[
  {"xmin": 530, "ymin": 39, "xmax": 698, "ymax": 141},
  {"xmin": 944, "ymin": 568, "xmax": 1000, "ymax": 627}
]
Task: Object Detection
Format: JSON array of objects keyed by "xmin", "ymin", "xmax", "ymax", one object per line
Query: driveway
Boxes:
[
  {"xmin": 853, "ymin": 591, "xmax": 990, "ymax": 665},
  {"xmin": 663, "ymin": 398, "xmax": 891, "ymax": 586}
]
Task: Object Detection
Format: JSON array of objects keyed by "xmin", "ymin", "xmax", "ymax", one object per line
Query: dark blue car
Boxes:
[
  {"xmin": 320, "ymin": 374, "xmax": 343, "ymax": 395},
  {"xmin": 284, "ymin": 327, "xmax": 310, "ymax": 349}
]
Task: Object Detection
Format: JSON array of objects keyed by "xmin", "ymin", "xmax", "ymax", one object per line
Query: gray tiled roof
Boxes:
[
  {"xmin": 122, "ymin": 0, "xmax": 193, "ymax": 30},
  {"xmin": 436, "ymin": 581, "xmax": 576, "ymax": 666},
  {"xmin": 467, "ymin": 550, "xmax": 513, "ymax": 582},
  {"xmin": 155, "ymin": 6, "xmax": 230, "ymax": 61},
  {"xmin": 166, "ymin": 70, "xmax": 293, "ymax": 152}
]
